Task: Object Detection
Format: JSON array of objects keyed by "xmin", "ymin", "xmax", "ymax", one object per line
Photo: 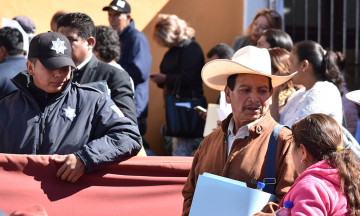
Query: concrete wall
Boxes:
[{"xmin": 0, "ymin": 0, "xmax": 244, "ymax": 155}]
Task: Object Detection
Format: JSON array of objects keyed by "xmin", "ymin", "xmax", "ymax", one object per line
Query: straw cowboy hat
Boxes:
[
  {"xmin": 346, "ymin": 90, "xmax": 360, "ymax": 105},
  {"xmin": 202, "ymin": 46, "xmax": 297, "ymax": 91}
]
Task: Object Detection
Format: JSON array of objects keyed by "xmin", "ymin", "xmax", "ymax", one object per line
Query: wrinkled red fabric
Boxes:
[
  {"xmin": 0, "ymin": 154, "xmax": 192, "ymax": 216},
  {"xmin": 10, "ymin": 204, "xmax": 48, "ymax": 216}
]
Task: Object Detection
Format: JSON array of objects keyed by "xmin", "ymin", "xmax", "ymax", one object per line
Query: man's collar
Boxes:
[
  {"xmin": 76, "ymin": 53, "xmax": 93, "ymax": 70},
  {"xmin": 0, "ymin": 54, "xmax": 24, "ymax": 63},
  {"xmin": 5, "ymin": 54, "xmax": 25, "ymax": 59},
  {"xmin": 222, "ymin": 111, "xmax": 272, "ymax": 135},
  {"xmin": 10, "ymin": 70, "xmax": 73, "ymax": 101},
  {"xmin": 119, "ymin": 19, "xmax": 134, "ymax": 36},
  {"xmin": 227, "ymin": 115, "xmax": 264, "ymax": 138}
]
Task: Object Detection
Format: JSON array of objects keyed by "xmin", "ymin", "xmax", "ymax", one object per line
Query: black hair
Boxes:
[
  {"xmin": 292, "ymin": 113, "xmax": 360, "ymax": 216},
  {"xmin": 28, "ymin": 58, "xmax": 37, "ymax": 66},
  {"xmin": 57, "ymin": 13, "xmax": 95, "ymax": 41},
  {"xmin": 262, "ymin": 29, "xmax": 293, "ymax": 52},
  {"xmin": 226, "ymin": 74, "xmax": 272, "ymax": 91},
  {"xmin": 207, "ymin": 43, "xmax": 234, "ymax": 59},
  {"xmin": 0, "ymin": 27, "xmax": 24, "ymax": 55},
  {"xmin": 293, "ymin": 40, "xmax": 344, "ymax": 95},
  {"xmin": 335, "ymin": 51, "xmax": 346, "ymax": 72},
  {"xmin": 94, "ymin": 26, "xmax": 120, "ymax": 62}
]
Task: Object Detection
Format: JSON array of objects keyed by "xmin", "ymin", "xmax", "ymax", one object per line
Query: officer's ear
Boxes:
[
  {"xmin": 27, "ymin": 60, "xmax": 36, "ymax": 76},
  {"xmin": 86, "ymin": 37, "xmax": 96, "ymax": 51}
]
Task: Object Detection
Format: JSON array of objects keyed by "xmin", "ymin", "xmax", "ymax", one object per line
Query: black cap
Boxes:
[
  {"xmin": 13, "ymin": 16, "xmax": 36, "ymax": 34},
  {"xmin": 28, "ymin": 32, "xmax": 75, "ymax": 70},
  {"xmin": 103, "ymin": 0, "xmax": 131, "ymax": 13}
]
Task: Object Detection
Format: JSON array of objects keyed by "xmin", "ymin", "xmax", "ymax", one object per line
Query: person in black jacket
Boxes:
[
  {"xmin": 0, "ymin": 32, "xmax": 142, "ymax": 182},
  {"xmin": 57, "ymin": 12, "xmax": 137, "ymax": 124},
  {"xmin": 151, "ymin": 14, "xmax": 206, "ymax": 156}
]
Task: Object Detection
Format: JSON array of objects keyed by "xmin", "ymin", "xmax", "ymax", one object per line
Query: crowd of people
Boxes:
[{"xmin": 1, "ymin": 0, "xmax": 360, "ymax": 215}]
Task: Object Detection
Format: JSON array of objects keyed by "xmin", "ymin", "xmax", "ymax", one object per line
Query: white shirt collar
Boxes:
[
  {"xmin": 226, "ymin": 115, "xmax": 265, "ymax": 156},
  {"xmin": 227, "ymin": 115, "xmax": 264, "ymax": 139},
  {"xmin": 76, "ymin": 53, "xmax": 93, "ymax": 70}
]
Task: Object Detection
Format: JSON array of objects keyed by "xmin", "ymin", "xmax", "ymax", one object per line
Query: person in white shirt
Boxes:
[{"xmin": 272, "ymin": 40, "xmax": 344, "ymax": 127}]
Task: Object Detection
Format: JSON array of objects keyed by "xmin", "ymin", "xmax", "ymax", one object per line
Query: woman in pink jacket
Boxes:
[{"xmin": 278, "ymin": 113, "xmax": 360, "ymax": 215}]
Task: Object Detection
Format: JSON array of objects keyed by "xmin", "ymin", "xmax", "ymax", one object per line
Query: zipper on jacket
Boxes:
[
  {"xmin": 38, "ymin": 93, "xmax": 48, "ymax": 152},
  {"xmin": 38, "ymin": 112, "xmax": 46, "ymax": 151},
  {"xmin": 224, "ymin": 134, "xmax": 228, "ymax": 162}
]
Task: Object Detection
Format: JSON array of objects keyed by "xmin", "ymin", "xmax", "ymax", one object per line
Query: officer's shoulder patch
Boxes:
[{"xmin": 110, "ymin": 105, "xmax": 124, "ymax": 118}]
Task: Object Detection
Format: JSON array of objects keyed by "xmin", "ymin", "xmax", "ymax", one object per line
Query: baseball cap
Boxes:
[
  {"xmin": 103, "ymin": 0, "xmax": 131, "ymax": 13},
  {"xmin": 13, "ymin": 16, "xmax": 36, "ymax": 34},
  {"xmin": 28, "ymin": 32, "xmax": 75, "ymax": 70}
]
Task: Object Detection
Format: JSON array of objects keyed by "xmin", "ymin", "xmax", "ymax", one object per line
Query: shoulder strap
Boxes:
[{"xmin": 263, "ymin": 125, "xmax": 287, "ymax": 194}]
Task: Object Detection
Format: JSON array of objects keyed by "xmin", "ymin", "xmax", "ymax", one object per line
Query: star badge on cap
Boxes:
[
  {"xmin": 51, "ymin": 38, "xmax": 67, "ymax": 55},
  {"xmin": 117, "ymin": 0, "xmax": 126, "ymax": 8},
  {"xmin": 60, "ymin": 105, "xmax": 76, "ymax": 121}
]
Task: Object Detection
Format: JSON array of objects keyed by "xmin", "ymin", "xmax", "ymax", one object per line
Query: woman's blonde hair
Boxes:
[
  {"xmin": 246, "ymin": 9, "xmax": 282, "ymax": 38},
  {"xmin": 153, "ymin": 14, "xmax": 195, "ymax": 47}
]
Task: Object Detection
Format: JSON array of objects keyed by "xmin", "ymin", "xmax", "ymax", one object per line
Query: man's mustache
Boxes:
[{"xmin": 242, "ymin": 104, "xmax": 263, "ymax": 112}]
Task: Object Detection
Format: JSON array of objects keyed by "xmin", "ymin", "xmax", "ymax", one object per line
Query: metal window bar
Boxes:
[
  {"xmin": 305, "ymin": 0, "xmax": 308, "ymax": 40},
  {"xmin": 318, "ymin": 0, "xmax": 321, "ymax": 44},
  {"xmin": 330, "ymin": 0, "xmax": 334, "ymax": 50},
  {"xmin": 343, "ymin": 0, "xmax": 347, "ymax": 55},
  {"xmin": 356, "ymin": 0, "xmax": 359, "ymax": 88},
  {"xmin": 293, "ymin": 0, "xmax": 296, "ymax": 42}
]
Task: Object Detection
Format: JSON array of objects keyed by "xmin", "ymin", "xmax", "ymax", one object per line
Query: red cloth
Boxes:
[
  {"xmin": 10, "ymin": 204, "xmax": 49, "ymax": 216},
  {"xmin": 0, "ymin": 154, "xmax": 192, "ymax": 216}
]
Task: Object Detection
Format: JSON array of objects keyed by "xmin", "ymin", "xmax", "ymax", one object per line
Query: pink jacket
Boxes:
[{"xmin": 279, "ymin": 160, "xmax": 348, "ymax": 216}]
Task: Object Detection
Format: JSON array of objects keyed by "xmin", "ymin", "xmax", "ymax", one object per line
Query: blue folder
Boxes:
[{"xmin": 189, "ymin": 173, "xmax": 277, "ymax": 216}]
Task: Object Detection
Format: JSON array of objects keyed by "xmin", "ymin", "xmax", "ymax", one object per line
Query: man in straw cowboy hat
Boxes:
[{"xmin": 182, "ymin": 46, "xmax": 298, "ymax": 215}]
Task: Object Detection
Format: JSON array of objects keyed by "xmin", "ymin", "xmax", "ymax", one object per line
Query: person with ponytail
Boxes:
[
  {"xmin": 278, "ymin": 113, "xmax": 360, "ymax": 215},
  {"xmin": 273, "ymin": 40, "xmax": 344, "ymax": 127}
]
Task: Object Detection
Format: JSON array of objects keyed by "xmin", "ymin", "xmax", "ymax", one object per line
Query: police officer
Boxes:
[{"xmin": 0, "ymin": 32, "xmax": 142, "ymax": 182}]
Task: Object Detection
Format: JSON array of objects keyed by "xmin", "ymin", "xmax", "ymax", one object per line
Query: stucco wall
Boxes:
[{"xmin": 0, "ymin": 0, "xmax": 244, "ymax": 155}]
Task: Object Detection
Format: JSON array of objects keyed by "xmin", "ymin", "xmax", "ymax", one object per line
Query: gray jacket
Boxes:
[
  {"xmin": 342, "ymin": 125, "xmax": 360, "ymax": 161},
  {"xmin": 0, "ymin": 71, "xmax": 142, "ymax": 172},
  {"xmin": 232, "ymin": 35, "xmax": 251, "ymax": 52}
]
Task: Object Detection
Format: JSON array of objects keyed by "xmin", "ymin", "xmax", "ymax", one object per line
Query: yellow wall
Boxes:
[{"xmin": 0, "ymin": 0, "xmax": 244, "ymax": 156}]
